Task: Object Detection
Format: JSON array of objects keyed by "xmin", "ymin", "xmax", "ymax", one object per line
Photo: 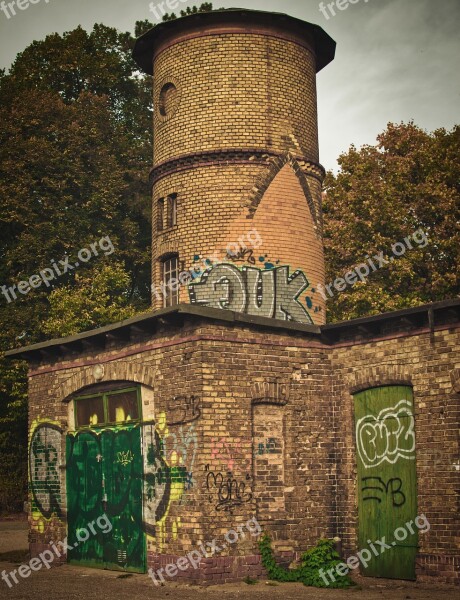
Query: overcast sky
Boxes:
[{"xmin": 0, "ymin": 0, "xmax": 458, "ymax": 171}]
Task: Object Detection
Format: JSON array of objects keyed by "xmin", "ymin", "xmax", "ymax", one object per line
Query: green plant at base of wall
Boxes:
[{"xmin": 258, "ymin": 534, "xmax": 354, "ymax": 589}]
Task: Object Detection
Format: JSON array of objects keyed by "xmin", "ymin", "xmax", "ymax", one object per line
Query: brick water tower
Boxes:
[
  {"xmin": 6, "ymin": 10, "xmax": 459, "ymax": 586},
  {"xmin": 133, "ymin": 9, "xmax": 336, "ymax": 324}
]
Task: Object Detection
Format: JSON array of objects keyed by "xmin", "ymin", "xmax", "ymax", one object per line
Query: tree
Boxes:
[
  {"xmin": 323, "ymin": 122, "xmax": 460, "ymax": 322},
  {"xmin": 162, "ymin": 3, "xmax": 219, "ymax": 22},
  {"xmin": 0, "ymin": 358, "xmax": 28, "ymax": 512},
  {"xmin": 0, "ymin": 26, "xmax": 152, "ymax": 315},
  {"xmin": 0, "ymin": 24, "xmax": 153, "ymax": 512},
  {"xmin": 42, "ymin": 263, "xmax": 138, "ymax": 338}
]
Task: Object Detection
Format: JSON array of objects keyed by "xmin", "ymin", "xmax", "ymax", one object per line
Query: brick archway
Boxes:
[
  {"xmin": 346, "ymin": 364, "xmax": 413, "ymax": 395},
  {"xmin": 54, "ymin": 360, "xmax": 156, "ymax": 403}
]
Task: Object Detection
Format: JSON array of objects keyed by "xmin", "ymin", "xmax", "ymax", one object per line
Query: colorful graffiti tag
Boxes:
[
  {"xmin": 188, "ymin": 263, "xmax": 312, "ymax": 323},
  {"xmin": 142, "ymin": 412, "xmax": 198, "ymax": 549}
]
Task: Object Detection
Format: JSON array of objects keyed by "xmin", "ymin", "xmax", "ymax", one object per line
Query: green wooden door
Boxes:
[
  {"xmin": 354, "ymin": 386, "xmax": 417, "ymax": 580},
  {"xmin": 66, "ymin": 425, "xmax": 145, "ymax": 572}
]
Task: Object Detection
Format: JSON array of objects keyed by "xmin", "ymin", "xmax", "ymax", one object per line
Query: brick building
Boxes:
[{"xmin": 6, "ymin": 9, "xmax": 459, "ymax": 586}]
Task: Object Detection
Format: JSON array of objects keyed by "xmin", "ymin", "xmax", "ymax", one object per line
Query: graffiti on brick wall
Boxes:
[
  {"xmin": 29, "ymin": 420, "xmax": 64, "ymax": 524},
  {"xmin": 204, "ymin": 465, "xmax": 252, "ymax": 513},
  {"xmin": 188, "ymin": 263, "xmax": 312, "ymax": 323},
  {"xmin": 355, "ymin": 400, "xmax": 416, "ymax": 469},
  {"xmin": 255, "ymin": 437, "xmax": 281, "ymax": 456},
  {"xmin": 143, "ymin": 412, "xmax": 198, "ymax": 549},
  {"xmin": 65, "ymin": 415, "xmax": 196, "ymax": 553},
  {"xmin": 225, "ymin": 247, "xmax": 256, "ymax": 265},
  {"xmin": 256, "ymin": 252, "xmax": 322, "ymax": 315},
  {"xmin": 142, "ymin": 421, "xmax": 174, "ymax": 538},
  {"xmin": 32, "ymin": 400, "xmax": 199, "ymax": 552},
  {"xmin": 161, "ymin": 417, "xmax": 197, "ymax": 493},
  {"xmin": 166, "ymin": 395, "xmax": 201, "ymax": 425},
  {"xmin": 210, "ymin": 437, "xmax": 252, "ymax": 472}
]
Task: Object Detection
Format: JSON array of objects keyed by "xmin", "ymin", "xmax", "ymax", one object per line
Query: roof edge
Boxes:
[
  {"xmin": 4, "ymin": 304, "xmax": 321, "ymax": 359},
  {"xmin": 322, "ymin": 297, "xmax": 460, "ymax": 332},
  {"xmin": 132, "ymin": 9, "xmax": 336, "ymax": 74},
  {"xmin": 4, "ymin": 298, "xmax": 458, "ymax": 361}
]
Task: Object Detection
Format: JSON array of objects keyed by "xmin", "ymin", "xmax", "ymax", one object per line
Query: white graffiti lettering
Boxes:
[
  {"xmin": 188, "ymin": 264, "xmax": 312, "ymax": 323},
  {"xmin": 355, "ymin": 400, "xmax": 416, "ymax": 469}
]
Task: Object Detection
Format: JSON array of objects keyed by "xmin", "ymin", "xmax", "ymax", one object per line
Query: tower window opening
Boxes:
[
  {"xmin": 167, "ymin": 194, "xmax": 177, "ymax": 228},
  {"xmin": 157, "ymin": 198, "xmax": 165, "ymax": 231},
  {"xmin": 162, "ymin": 255, "xmax": 179, "ymax": 307},
  {"xmin": 159, "ymin": 82, "xmax": 178, "ymax": 117}
]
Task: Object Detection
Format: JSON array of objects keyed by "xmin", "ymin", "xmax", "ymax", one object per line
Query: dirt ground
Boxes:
[
  {"xmin": 0, "ymin": 518, "xmax": 457, "ymax": 600},
  {"xmin": 0, "ymin": 519, "xmax": 28, "ymax": 554}
]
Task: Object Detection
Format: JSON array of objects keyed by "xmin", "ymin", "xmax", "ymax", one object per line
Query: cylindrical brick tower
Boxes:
[{"xmin": 133, "ymin": 9, "xmax": 335, "ymax": 325}]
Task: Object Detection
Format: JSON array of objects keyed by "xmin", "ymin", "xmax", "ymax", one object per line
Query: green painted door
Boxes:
[
  {"xmin": 66, "ymin": 425, "xmax": 145, "ymax": 572},
  {"xmin": 354, "ymin": 386, "xmax": 417, "ymax": 580}
]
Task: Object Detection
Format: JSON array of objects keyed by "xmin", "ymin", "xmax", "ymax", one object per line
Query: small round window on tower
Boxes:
[{"xmin": 159, "ymin": 82, "xmax": 179, "ymax": 117}]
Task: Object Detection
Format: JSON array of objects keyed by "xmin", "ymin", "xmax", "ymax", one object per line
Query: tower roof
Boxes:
[{"xmin": 132, "ymin": 8, "xmax": 336, "ymax": 75}]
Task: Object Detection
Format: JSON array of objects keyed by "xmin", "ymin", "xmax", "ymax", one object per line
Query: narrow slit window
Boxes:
[
  {"xmin": 167, "ymin": 194, "xmax": 177, "ymax": 228},
  {"xmin": 157, "ymin": 198, "xmax": 165, "ymax": 231}
]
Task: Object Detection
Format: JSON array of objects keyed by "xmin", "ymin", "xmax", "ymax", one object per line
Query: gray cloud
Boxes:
[{"xmin": 1, "ymin": 0, "xmax": 458, "ymax": 170}]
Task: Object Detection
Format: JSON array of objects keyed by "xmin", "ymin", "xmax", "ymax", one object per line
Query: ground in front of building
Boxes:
[{"xmin": 0, "ymin": 558, "xmax": 456, "ymax": 600}]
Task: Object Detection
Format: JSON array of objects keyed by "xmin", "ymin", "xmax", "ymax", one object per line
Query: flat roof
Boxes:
[
  {"xmin": 132, "ymin": 8, "xmax": 336, "ymax": 75},
  {"xmin": 5, "ymin": 298, "xmax": 459, "ymax": 360}
]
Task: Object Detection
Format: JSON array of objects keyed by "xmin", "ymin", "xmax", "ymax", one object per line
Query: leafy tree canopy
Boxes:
[
  {"xmin": 323, "ymin": 122, "xmax": 460, "ymax": 321},
  {"xmin": 0, "ymin": 22, "xmax": 153, "ymax": 511},
  {"xmin": 162, "ymin": 3, "xmax": 221, "ymax": 22},
  {"xmin": 42, "ymin": 263, "xmax": 138, "ymax": 338}
]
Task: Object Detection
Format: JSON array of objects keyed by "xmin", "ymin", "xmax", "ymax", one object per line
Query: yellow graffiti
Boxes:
[{"xmin": 152, "ymin": 412, "xmax": 186, "ymax": 551}]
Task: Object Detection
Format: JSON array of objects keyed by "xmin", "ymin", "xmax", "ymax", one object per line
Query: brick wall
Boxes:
[
  {"xmin": 330, "ymin": 327, "xmax": 460, "ymax": 585},
  {"xmin": 24, "ymin": 313, "xmax": 459, "ymax": 584}
]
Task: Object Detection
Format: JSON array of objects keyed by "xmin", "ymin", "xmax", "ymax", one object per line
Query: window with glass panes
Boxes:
[
  {"xmin": 162, "ymin": 255, "xmax": 179, "ymax": 307},
  {"xmin": 74, "ymin": 387, "xmax": 140, "ymax": 428}
]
